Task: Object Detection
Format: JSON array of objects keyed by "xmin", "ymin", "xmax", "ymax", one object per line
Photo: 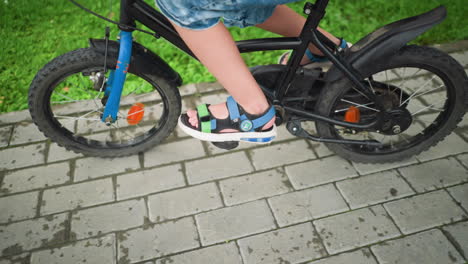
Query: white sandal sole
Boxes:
[{"xmin": 178, "ymin": 116, "xmax": 277, "ymax": 144}]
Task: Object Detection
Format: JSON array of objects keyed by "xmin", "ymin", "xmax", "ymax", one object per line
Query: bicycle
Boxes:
[{"xmin": 28, "ymin": 0, "xmax": 468, "ymax": 163}]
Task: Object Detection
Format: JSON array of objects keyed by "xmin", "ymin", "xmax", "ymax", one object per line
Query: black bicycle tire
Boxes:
[
  {"xmin": 29, "ymin": 48, "xmax": 181, "ymax": 157},
  {"xmin": 315, "ymin": 45, "xmax": 467, "ymax": 163}
]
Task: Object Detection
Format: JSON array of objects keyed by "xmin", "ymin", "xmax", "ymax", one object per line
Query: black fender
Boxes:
[
  {"xmin": 326, "ymin": 6, "xmax": 447, "ymax": 82},
  {"xmin": 88, "ymin": 38, "xmax": 183, "ymax": 86}
]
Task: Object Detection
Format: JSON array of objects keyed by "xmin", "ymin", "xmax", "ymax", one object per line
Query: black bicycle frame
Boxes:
[{"xmin": 117, "ymin": 0, "xmax": 380, "ymax": 131}]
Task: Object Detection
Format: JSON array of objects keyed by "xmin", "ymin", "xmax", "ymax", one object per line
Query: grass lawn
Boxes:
[{"xmin": 1, "ymin": 0, "xmax": 467, "ymax": 113}]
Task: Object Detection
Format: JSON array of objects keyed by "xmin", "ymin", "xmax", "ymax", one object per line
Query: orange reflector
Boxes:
[
  {"xmin": 344, "ymin": 106, "xmax": 360, "ymax": 123},
  {"xmin": 127, "ymin": 103, "xmax": 145, "ymax": 125}
]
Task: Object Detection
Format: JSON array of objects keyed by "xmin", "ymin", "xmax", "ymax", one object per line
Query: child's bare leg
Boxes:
[
  {"xmin": 171, "ymin": 21, "xmax": 275, "ymax": 132},
  {"xmin": 256, "ymin": 5, "xmax": 341, "ymax": 64}
]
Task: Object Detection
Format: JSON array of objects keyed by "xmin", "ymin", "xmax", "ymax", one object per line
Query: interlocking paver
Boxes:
[
  {"xmin": 416, "ymin": 134, "xmax": 468, "ymax": 162},
  {"xmin": 0, "ymin": 143, "xmax": 45, "ymax": 171},
  {"xmin": 144, "ymin": 138, "xmax": 206, "ymax": 167},
  {"xmin": 0, "ymin": 213, "xmax": 68, "ymax": 256},
  {"xmin": 351, "ymin": 158, "xmax": 418, "ymax": 175},
  {"xmin": 398, "ymin": 158, "xmax": 468, "ymax": 192},
  {"xmin": 30, "ymin": 234, "xmax": 116, "ymax": 264},
  {"xmin": 268, "ymin": 184, "xmax": 348, "ymax": 227},
  {"xmin": 336, "ymin": 170, "xmax": 414, "ymax": 209},
  {"xmin": 155, "ymin": 243, "xmax": 242, "ymax": 264},
  {"xmin": 148, "ymin": 182, "xmax": 222, "ymax": 222},
  {"xmin": 220, "ymin": 168, "xmax": 292, "ymax": 206},
  {"xmin": 371, "ymin": 229, "xmax": 464, "ymax": 264},
  {"xmin": 286, "ymin": 156, "xmax": 357, "ymax": 190},
  {"xmin": 0, "ymin": 192, "xmax": 38, "ymax": 223},
  {"xmin": 0, "ymin": 162, "xmax": 70, "ymax": 195},
  {"xmin": 384, "ymin": 190, "xmax": 467, "ymax": 234},
  {"xmin": 314, "ymin": 205, "xmax": 400, "ymax": 254},
  {"xmin": 0, "ymin": 126, "xmax": 12, "ymax": 148},
  {"xmin": 250, "ymin": 140, "xmax": 316, "ymax": 170},
  {"xmin": 196, "ymin": 200, "xmax": 276, "ymax": 246},
  {"xmin": 74, "ymin": 155, "xmax": 140, "ymax": 182},
  {"xmin": 116, "ymin": 164, "xmax": 185, "ymax": 200},
  {"xmin": 10, "ymin": 122, "xmax": 47, "ymax": 145},
  {"xmin": 71, "ymin": 199, "xmax": 146, "ymax": 239},
  {"xmin": 179, "ymin": 83, "xmax": 197, "ymax": 96},
  {"xmin": 0, "ymin": 110, "xmax": 31, "ymax": 125},
  {"xmin": 0, "ymin": 253, "xmax": 30, "ymax": 264},
  {"xmin": 309, "ymin": 249, "xmax": 377, "ymax": 264},
  {"xmin": 41, "ymin": 178, "xmax": 114, "ymax": 215},
  {"xmin": 447, "ymin": 183, "xmax": 468, "ymax": 211},
  {"xmin": 118, "ymin": 217, "xmax": 199, "ymax": 263},
  {"xmin": 238, "ymin": 223, "xmax": 326, "ymax": 264},
  {"xmin": 457, "ymin": 153, "xmax": 468, "ymax": 168},
  {"xmin": 185, "ymin": 152, "xmax": 253, "ymax": 184},
  {"xmin": 443, "ymin": 221, "xmax": 468, "ymax": 259},
  {"xmin": 47, "ymin": 143, "xmax": 82, "ymax": 163}
]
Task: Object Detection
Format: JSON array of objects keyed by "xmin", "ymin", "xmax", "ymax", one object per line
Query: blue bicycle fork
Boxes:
[{"xmin": 101, "ymin": 30, "xmax": 133, "ymax": 124}]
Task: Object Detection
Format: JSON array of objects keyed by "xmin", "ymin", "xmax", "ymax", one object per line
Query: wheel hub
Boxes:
[{"xmin": 380, "ymin": 108, "xmax": 413, "ymax": 135}]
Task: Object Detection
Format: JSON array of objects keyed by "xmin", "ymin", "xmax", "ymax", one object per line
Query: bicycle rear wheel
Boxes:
[
  {"xmin": 29, "ymin": 48, "xmax": 181, "ymax": 157},
  {"xmin": 315, "ymin": 45, "xmax": 467, "ymax": 163}
]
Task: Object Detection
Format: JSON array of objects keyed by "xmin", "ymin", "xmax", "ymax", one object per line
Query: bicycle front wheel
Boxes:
[{"xmin": 29, "ymin": 48, "xmax": 181, "ymax": 157}]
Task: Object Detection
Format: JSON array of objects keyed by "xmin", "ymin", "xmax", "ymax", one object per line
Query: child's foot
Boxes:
[
  {"xmin": 186, "ymin": 102, "xmax": 275, "ymax": 132},
  {"xmin": 178, "ymin": 96, "xmax": 277, "ymax": 143},
  {"xmin": 278, "ymin": 39, "xmax": 351, "ymax": 66}
]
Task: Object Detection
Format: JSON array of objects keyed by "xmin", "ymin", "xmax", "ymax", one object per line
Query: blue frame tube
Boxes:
[{"xmin": 101, "ymin": 30, "xmax": 133, "ymax": 123}]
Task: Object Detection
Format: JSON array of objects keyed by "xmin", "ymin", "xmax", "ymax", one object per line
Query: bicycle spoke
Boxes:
[
  {"xmin": 400, "ymin": 75, "xmax": 437, "ymax": 106},
  {"xmin": 340, "ymin": 99, "xmax": 380, "ymax": 112}
]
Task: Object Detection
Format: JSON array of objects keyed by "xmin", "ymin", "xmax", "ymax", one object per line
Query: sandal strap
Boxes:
[{"xmin": 305, "ymin": 38, "xmax": 348, "ymax": 62}]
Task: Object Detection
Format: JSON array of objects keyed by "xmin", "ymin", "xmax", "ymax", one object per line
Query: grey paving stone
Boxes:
[
  {"xmin": 10, "ymin": 122, "xmax": 47, "ymax": 145},
  {"xmin": 179, "ymin": 83, "xmax": 197, "ymax": 96},
  {"xmin": 0, "ymin": 110, "xmax": 31, "ymax": 125},
  {"xmin": 193, "ymin": 91, "xmax": 229, "ymax": 106},
  {"xmin": 31, "ymin": 234, "xmax": 116, "ymax": 264},
  {"xmin": 314, "ymin": 205, "xmax": 400, "ymax": 254},
  {"xmin": 238, "ymin": 223, "xmax": 326, "ymax": 264},
  {"xmin": 443, "ymin": 221, "xmax": 468, "ymax": 259},
  {"xmin": 286, "ymin": 156, "xmax": 357, "ymax": 190},
  {"xmin": 116, "ymin": 164, "xmax": 185, "ymax": 200},
  {"xmin": 0, "ymin": 143, "xmax": 46, "ymax": 171},
  {"xmin": 399, "ymin": 158, "xmax": 468, "ymax": 192},
  {"xmin": 336, "ymin": 170, "xmax": 415, "ymax": 209},
  {"xmin": 371, "ymin": 229, "xmax": 464, "ymax": 264},
  {"xmin": 451, "ymin": 50, "xmax": 468, "ymax": 67},
  {"xmin": 274, "ymin": 126, "xmax": 297, "ymax": 142},
  {"xmin": 250, "ymin": 140, "xmax": 316, "ymax": 170},
  {"xmin": 185, "ymin": 152, "xmax": 253, "ymax": 184},
  {"xmin": 447, "ymin": 183, "xmax": 468, "ymax": 211},
  {"xmin": 416, "ymin": 134, "xmax": 468, "ymax": 162},
  {"xmin": 144, "ymin": 138, "xmax": 206, "ymax": 167},
  {"xmin": 118, "ymin": 217, "xmax": 199, "ymax": 263},
  {"xmin": 351, "ymin": 158, "xmax": 418, "ymax": 175},
  {"xmin": 0, "ymin": 126, "xmax": 12, "ymax": 148},
  {"xmin": 47, "ymin": 143, "xmax": 82, "ymax": 163},
  {"xmin": 196, "ymin": 200, "xmax": 276, "ymax": 246},
  {"xmin": 268, "ymin": 184, "xmax": 348, "ymax": 227},
  {"xmin": 156, "ymin": 243, "xmax": 242, "ymax": 264},
  {"xmin": 384, "ymin": 190, "xmax": 467, "ymax": 234},
  {"xmin": 1, "ymin": 162, "xmax": 70, "ymax": 195},
  {"xmin": 457, "ymin": 153, "xmax": 468, "ymax": 168},
  {"xmin": 74, "ymin": 155, "xmax": 140, "ymax": 182},
  {"xmin": 196, "ymin": 82, "xmax": 224, "ymax": 93},
  {"xmin": 41, "ymin": 178, "xmax": 114, "ymax": 215},
  {"xmin": 0, "ymin": 213, "xmax": 68, "ymax": 256},
  {"xmin": 0, "ymin": 253, "xmax": 30, "ymax": 264},
  {"xmin": 148, "ymin": 182, "xmax": 222, "ymax": 222},
  {"xmin": 0, "ymin": 192, "xmax": 38, "ymax": 223},
  {"xmin": 220, "ymin": 168, "xmax": 292, "ymax": 206},
  {"xmin": 71, "ymin": 199, "xmax": 146, "ymax": 239},
  {"xmin": 309, "ymin": 249, "xmax": 377, "ymax": 264}
]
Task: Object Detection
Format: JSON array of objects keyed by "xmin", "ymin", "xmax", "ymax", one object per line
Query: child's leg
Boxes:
[
  {"xmin": 171, "ymin": 21, "xmax": 275, "ymax": 132},
  {"xmin": 256, "ymin": 5, "xmax": 341, "ymax": 64}
]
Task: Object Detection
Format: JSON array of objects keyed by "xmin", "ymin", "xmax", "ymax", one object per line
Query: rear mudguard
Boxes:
[
  {"xmin": 88, "ymin": 38, "xmax": 183, "ymax": 86},
  {"xmin": 326, "ymin": 6, "xmax": 447, "ymax": 82}
]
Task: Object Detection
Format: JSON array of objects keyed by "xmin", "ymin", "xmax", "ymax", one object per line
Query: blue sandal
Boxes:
[{"xmin": 178, "ymin": 96, "xmax": 276, "ymax": 144}]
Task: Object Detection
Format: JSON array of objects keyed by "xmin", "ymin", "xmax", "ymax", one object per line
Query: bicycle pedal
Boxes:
[{"xmin": 211, "ymin": 141, "xmax": 239, "ymax": 150}]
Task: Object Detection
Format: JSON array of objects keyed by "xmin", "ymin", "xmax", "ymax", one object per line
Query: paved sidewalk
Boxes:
[{"xmin": 1, "ymin": 43, "xmax": 468, "ymax": 264}]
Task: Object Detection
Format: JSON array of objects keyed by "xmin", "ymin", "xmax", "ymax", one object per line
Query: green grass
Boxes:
[{"xmin": 1, "ymin": 0, "xmax": 467, "ymax": 113}]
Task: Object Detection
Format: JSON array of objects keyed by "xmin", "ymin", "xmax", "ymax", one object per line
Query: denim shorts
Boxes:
[{"xmin": 155, "ymin": 0, "xmax": 299, "ymax": 30}]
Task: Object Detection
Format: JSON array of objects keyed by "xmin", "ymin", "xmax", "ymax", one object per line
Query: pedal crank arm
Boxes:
[{"xmin": 286, "ymin": 121, "xmax": 383, "ymax": 147}]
